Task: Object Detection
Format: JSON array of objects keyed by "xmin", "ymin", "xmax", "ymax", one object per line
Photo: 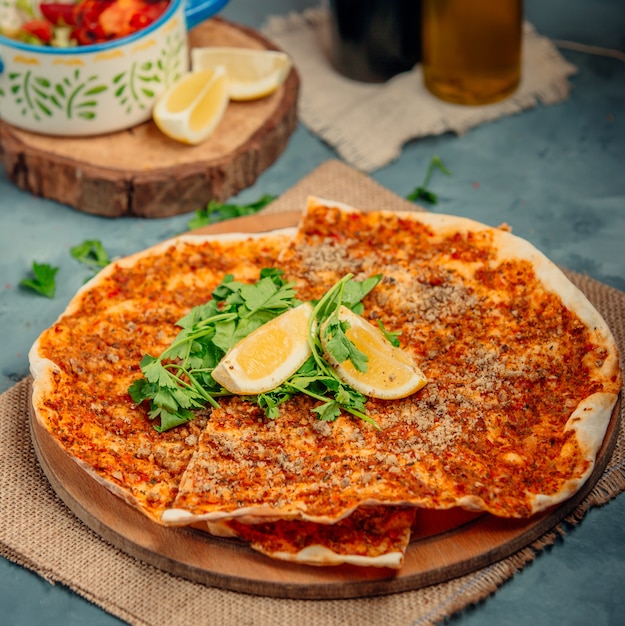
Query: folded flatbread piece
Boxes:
[{"xmin": 210, "ymin": 506, "xmax": 416, "ymax": 568}]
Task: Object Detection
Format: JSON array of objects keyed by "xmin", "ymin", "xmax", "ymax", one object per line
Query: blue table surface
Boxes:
[{"xmin": 1, "ymin": 1, "xmax": 624, "ymax": 624}]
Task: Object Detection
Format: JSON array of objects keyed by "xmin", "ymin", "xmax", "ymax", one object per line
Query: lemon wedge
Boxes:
[
  {"xmin": 322, "ymin": 306, "xmax": 427, "ymax": 400},
  {"xmin": 191, "ymin": 47, "xmax": 292, "ymax": 101},
  {"xmin": 152, "ymin": 66, "xmax": 229, "ymax": 145},
  {"xmin": 212, "ymin": 303, "xmax": 313, "ymax": 394}
]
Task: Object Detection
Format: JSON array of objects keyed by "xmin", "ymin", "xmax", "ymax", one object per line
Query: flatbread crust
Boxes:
[{"xmin": 29, "ymin": 197, "xmax": 622, "ymax": 568}]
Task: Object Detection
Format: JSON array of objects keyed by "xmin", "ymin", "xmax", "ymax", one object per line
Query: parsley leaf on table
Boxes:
[
  {"xmin": 20, "ymin": 262, "xmax": 58, "ymax": 298},
  {"xmin": 70, "ymin": 239, "xmax": 111, "ymax": 270},
  {"xmin": 407, "ymin": 155, "xmax": 452, "ymax": 205},
  {"xmin": 187, "ymin": 194, "xmax": 277, "ymax": 230},
  {"xmin": 70, "ymin": 240, "xmax": 112, "ymax": 283}
]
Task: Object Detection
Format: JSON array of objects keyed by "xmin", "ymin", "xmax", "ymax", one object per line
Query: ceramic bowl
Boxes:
[{"xmin": 0, "ymin": 0, "xmax": 229, "ymax": 136}]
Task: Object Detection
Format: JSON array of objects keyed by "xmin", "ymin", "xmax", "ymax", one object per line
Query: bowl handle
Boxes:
[{"xmin": 185, "ymin": 0, "xmax": 229, "ymax": 31}]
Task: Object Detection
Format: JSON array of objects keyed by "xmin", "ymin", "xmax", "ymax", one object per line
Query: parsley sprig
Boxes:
[
  {"xmin": 20, "ymin": 261, "xmax": 58, "ymax": 298},
  {"xmin": 407, "ymin": 155, "xmax": 451, "ymax": 205},
  {"xmin": 129, "ymin": 271, "xmax": 385, "ymax": 432},
  {"xmin": 188, "ymin": 194, "xmax": 277, "ymax": 230},
  {"xmin": 70, "ymin": 239, "xmax": 111, "ymax": 271}
]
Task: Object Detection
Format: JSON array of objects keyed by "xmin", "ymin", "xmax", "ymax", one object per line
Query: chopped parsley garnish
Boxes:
[
  {"xmin": 129, "ymin": 268, "xmax": 298, "ymax": 431},
  {"xmin": 129, "ymin": 271, "xmax": 384, "ymax": 432},
  {"xmin": 407, "ymin": 155, "xmax": 451, "ymax": 205},
  {"xmin": 20, "ymin": 262, "xmax": 58, "ymax": 298}
]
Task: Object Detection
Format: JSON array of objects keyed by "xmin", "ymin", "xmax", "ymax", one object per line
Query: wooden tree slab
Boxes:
[
  {"xmin": 0, "ymin": 18, "xmax": 299, "ymax": 218},
  {"xmin": 27, "ymin": 210, "xmax": 622, "ymax": 600}
]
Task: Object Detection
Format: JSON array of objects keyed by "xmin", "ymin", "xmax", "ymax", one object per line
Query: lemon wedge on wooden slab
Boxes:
[
  {"xmin": 322, "ymin": 306, "xmax": 427, "ymax": 400},
  {"xmin": 191, "ymin": 47, "xmax": 292, "ymax": 101},
  {"xmin": 152, "ymin": 66, "xmax": 229, "ymax": 145},
  {"xmin": 212, "ymin": 302, "xmax": 313, "ymax": 395}
]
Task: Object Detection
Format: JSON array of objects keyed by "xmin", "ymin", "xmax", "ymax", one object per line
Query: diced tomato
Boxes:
[
  {"xmin": 21, "ymin": 19, "xmax": 54, "ymax": 43},
  {"xmin": 129, "ymin": 1, "xmax": 168, "ymax": 31},
  {"xmin": 72, "ymin": 0, "xmax": 114, "ymax": 44},
  {"xmin": 128, "ymin": 12, "xmax": 150, "ymax": 30},
  {"xmin": 99, "ymin": 0, "xmax": 147, "ymax": 37},
  {"xmin": 98, "ymin": 0, "xmax": 167, "ymax": 38},
  {"xmin": 39, "ymin": 3, "xmax": 77, "ymax": 26}
]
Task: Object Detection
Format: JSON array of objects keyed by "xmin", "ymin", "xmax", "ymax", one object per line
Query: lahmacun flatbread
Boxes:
[{"xmin": 29, "ymin": 196, "xmax": 621, "ymax": 569}]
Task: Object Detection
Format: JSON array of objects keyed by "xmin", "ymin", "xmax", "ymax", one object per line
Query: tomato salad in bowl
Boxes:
[
  {"xmin": 0, "ymin": 0, "xmax": 229, "ymax": 135},
  {"xmin": 2, "ymin": 0, "xmax": 171, "ymax": 46},
  {"xmin": 22, "ymin": 0, "xmax": 167, "ymax": 47},
  {"xmin": 0, "ymin": 0, "xmax": 180, "ymax": 48}
]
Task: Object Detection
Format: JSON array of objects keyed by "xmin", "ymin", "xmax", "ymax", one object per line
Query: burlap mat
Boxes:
[
  {"xmin": 1, "ymin": 160, "xmax": 624, "ymax": 626},
  {"xmin": 261, "ymin": 6, "xmax": 578, "ymax": 172}
]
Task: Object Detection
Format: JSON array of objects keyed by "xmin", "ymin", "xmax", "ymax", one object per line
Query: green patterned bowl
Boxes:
[{"xmin": 0, "ymin": 0, "xmax": 229, "ymax": 136}]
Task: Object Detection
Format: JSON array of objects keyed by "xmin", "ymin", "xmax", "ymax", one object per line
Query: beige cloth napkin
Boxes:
[
  {"xmin": 262, "ymin": 8, "xmax": 578, "ymax": 172},
  {"xmin": 1, "ymin": 161, "xmax": 623, "ymax": 626}
]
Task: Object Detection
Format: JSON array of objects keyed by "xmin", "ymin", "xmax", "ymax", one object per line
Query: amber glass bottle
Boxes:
[{"xmin": 422, "ymin": 0, "xmax": 523, "ymax": 105}]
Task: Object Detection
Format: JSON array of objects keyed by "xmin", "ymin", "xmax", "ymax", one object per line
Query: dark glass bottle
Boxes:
[{"xmin": 328, "ymin": 0, "xmax": 422, "ymax": 83}]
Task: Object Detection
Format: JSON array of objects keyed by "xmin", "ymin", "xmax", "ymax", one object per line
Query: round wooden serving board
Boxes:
[
  {"xmin": 28, "ymin": 212, "xmax": 622, "ymax": 599},
  {"xmin": 0, "ymin": 18, "xmax": 299, "ymax": 218}
]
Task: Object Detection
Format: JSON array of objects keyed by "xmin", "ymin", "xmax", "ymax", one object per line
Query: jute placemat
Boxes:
[
  {"xmin": 1, "ymin": 160, "xmax": 624, "ymax": 626},
  {"xmin": 262, "ymin": 7, "xmax": 578, "ymax": 172}
]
